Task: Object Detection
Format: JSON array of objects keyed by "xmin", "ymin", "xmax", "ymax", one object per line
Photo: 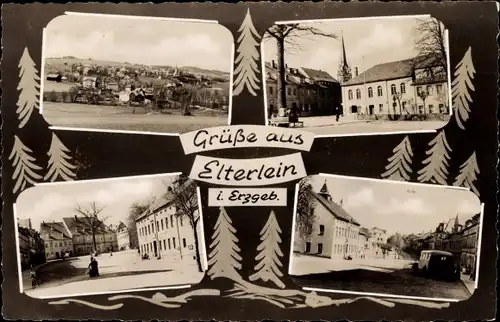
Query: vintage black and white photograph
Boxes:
[
  {"xmin": 15, "ymin": 174, "xmax": 207, "ymax": 299},
  {"xmin": 263, "ymin": 16, "xmax": 452, "ymax": 135},
  {"xmin": 40, "ymin": 14, "xmax": 232, "ymax": 134},
  {"xmin": 290, "ymin": 175, "xmax": 482, "ymax": 301}
]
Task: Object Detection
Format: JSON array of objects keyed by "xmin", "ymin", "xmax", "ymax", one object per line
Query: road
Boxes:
[
  {"xmin": 292, "ymin": 266, "xmax": 471, "ymax": 300},
  {"xmin": 300, "ymin": 116, "xmax": 448, "ymax": 135},
  {"xmin": 42, "ymin": 102, "xmax": 447, "ymax": 135},
  {"xmin": 25, "ymin": 250, "xmax": 203, "ymax": 299},
  {"xmin": 42, "ymin": 102, "xmax": 228, "ymax": 134}
]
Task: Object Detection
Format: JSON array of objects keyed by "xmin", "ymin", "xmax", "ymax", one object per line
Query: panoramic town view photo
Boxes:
[
  {"xmin": 263, "ymin": 16, "xmax": 451, "ymax": 134},
  {"xmin": 291, "ymin": 175, "xmax": 481, "ymax": 301},
  {"xmin": 16, "ymin": 174, "xmax": 207, "ymax": 299},
  {"xmin": 40, "ymin": 14, "xmax": 232, "ymax": 134}
]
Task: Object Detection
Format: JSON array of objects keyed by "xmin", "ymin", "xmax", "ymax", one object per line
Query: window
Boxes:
[
  {"xmin": 356, "ymin": 89, "xmax": 361, "ymax": 99},
  {"xmin": 319, "ymin": 225, "xmax": 325, "ymax": 236},
  {"xmin": 368, "ymin": 87, "xmax": 373, "ymax": 98},
  {"xmin": 379, "ymin": 104, "xmax": 383, "ymax": 113},
  {"xmin": 336, "ymin": 227, "xmax": 339, "ymax": 236},
  {"xmin": 170, "ymin": 215, "xmax": 174, "ymax": 227},
  {"xmin": 400, "ymin": 83, "xmax": 406, "ymax": 94},
  {"xmin": 156, "ymin": 222, "xmax": 159, "ymax": 231},
  {"xmin": 427, "ymin": 85, "xmax": 433, "ymax": 95},
  {"xmin": 180, "ymin": 217, "xmax": 184, "ymax": 226},
  {"xmin": 428, "ymin": 104, "xmax": 434, "ymax": 114},
  {"xmin": 148, "ymin": 225, "xmax": 151, "ymax": 235},
  {"xmin": 269, "ymin": 86, "xmax": 273, "ymax": 95},
  {"xmin": 50, "ymin": 242, "xmax": 53, "ymax": 247},
  {"xmin": 287, "ymin": 87, "xmax": 291, "ymax": 95},
  {"xmin": 377, "ymin": 86, "xmax": 383, "ymax": 97},
  {"xmin": 159, "ymin": 242, "xmax": 162, "ymax": 250},
  {"xmin": 305, "ymin": 242, "xmax": 311, "ymax": 253},
  {"xmin": 436, "ymin": 84, "xmax": 443, "ymax": 94},
  {"xmin": 402, "ymin": 101, "xmax": 406, "ymax": 111},
  {"xmin": 173, "ymin": 237, "xmax": 176, "ymax": 249},
  {"xmin": 417, "ymin": 86, "xmax": 423, "ymax": 94},
  {"xmin": 165, "ymin": 218, "xmax": 169, "ymax": 228},
  {"xmin": 168, "ymin": 238, "xmax": 171, "ymax": 249},
  {"xmin": 293, "ymin": 88, "xmax": 297, "ymax": 95},
  {"xmin": 161, "ymin": 219, "xmax": 164, "ymax": 230},
  {"xmin": 418, "ymin": 105, "xmax": 424, "ymax": 114},
  {"xmin": 317, "ymin": 243, "xmax": 323, "ymax": 254},
  {"xmin": 439, "ymin": 104, "xmax": 445, "ymax": 113},
  {"xmin": 183, "ymin": 238, "xmax": 187, "ymax": 248},
  {"xmin": 348, "ymin": 90, "xmax": 353, "ymax": 100},
  {"xmin": 391, "ymin": 84, "xmax": 397, "ymax": 95}
]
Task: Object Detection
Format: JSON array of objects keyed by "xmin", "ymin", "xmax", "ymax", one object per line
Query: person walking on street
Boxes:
[
  {"xmin": 29, "ymin": 264, "xmax": 39, "ymax": 288},
  {"xmin": 88, "ymin": 257, "xmax": 100, "ymax": 278}
]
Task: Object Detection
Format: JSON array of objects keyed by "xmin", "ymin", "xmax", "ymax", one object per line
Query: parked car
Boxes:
[{"xmin": 412, "ymin": 250, "xmax": 460, "ymax": 281}]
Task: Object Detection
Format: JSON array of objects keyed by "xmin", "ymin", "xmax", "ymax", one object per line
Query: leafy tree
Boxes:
[
  {"xmin": 295, "ymin": 177, "xmax": 317, "ymax": 240},
  {"xmin": 128, "ymin": 198, "xmax": 155, "ymax": 249}
]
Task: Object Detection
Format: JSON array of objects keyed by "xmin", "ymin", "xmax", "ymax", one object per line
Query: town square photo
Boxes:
[
  {"xmin": 263, "ymin": 16, "xmax": 452, "ymax": 134},
  {"xmin": 291, "ymin": 175, "xmax": 482, "ymax": 301},
  {"xmin": 15, "ymin": 174, "xmax": 207, "ymax": 299},
  {"xmin": 40, "ymin": 13, "xmax": 233, "ymax": 134}
]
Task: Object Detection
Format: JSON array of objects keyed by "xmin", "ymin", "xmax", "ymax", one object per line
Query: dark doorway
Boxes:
[
  {"xmin": 369, "ymin": 105, "xmax": 374, "ymax": 115},
  {"xmin": 153, "ymin": 241, "xmax": 158, "ymax": 258},
  {"xmin": 350, "ymin": 105, "xmax": 358, "ymax": 114}
]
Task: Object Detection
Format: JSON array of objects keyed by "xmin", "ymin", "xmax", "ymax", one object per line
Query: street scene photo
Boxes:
[
  {"xmin": 291, "ymin": 175, "xmax": 482, "ymax": 301},
  {"xmin": 40, "ymin": 14, "xmax": 232, "ymax": 134},
  {"xmin": 16, "ymin": 174, "xmax": 207, "ymax": 299},
  {"xmin": 263, "ymin": 16, "xmax": 451, "ymax": 134}
]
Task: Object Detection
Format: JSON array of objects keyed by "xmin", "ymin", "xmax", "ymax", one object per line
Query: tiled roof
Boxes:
[
  {"xmin": 117, "ymin": 222, "xmax": 127, "ymax": 230},
  {"xmin": 311, "ymin": 191, "xmax": 360, "ymax": 226},
  {"xmin": 343, "ymin": 59, "xmax": 415, "ymax": 86},
  {"xmin": 63, "ymin": 216, "xmax": 111, "ymax": 235},
  {"xmin": 301, "ymin": 67, "xmax": 339, "ymax": 83},
  {"xmin": 359, "ymin": 227, "xmax": 371, "ymax": 237},
  {"xmin": 40, "ymin": 222, "xmax": 71, "ymax": 239}
]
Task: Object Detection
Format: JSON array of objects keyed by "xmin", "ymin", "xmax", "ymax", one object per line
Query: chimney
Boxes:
[{"xmin": 355, "ymin": 67, "xmax": 359, "ymax": 77}]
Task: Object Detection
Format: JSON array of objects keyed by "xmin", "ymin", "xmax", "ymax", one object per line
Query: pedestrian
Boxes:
[
  {"xmin": 29, "ymin": 265, "xmax": 38, "ymax": 288},
  {"xmin": 88, "ymin": 257, "xmax": 100, "ymax": 278},
  {"xmin": 335, "ymin": 105, "xmax": 341, "ymax": 122}
]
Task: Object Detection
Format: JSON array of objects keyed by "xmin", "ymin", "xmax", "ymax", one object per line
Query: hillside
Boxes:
[{"xmin": 44, "ymin": 57, "xmax": 231, "ymax": 82}]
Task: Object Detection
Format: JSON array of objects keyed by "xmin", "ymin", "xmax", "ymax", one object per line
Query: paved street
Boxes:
[
  {"xmin": 25, "ymin": 250, "xmax": 203, "ymax": 298},
  {"xmin": 300, "ymin": 115, "xmax": 448, "ymax": 135},
  {"xmin": 290, "ymin": 254, "xmax": 471, "ymax": 300}
]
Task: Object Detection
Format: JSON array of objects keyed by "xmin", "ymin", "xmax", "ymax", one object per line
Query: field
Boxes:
[{"xmin": 42, "ymin": 102, "xmax": 228, "ymax": 134}]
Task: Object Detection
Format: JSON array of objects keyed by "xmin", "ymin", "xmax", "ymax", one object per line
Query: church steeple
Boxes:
[
  {"xmin": 319, "ymin": 180, "xmax": 332, "ymax": 201},
  {"xmin": 337, "ymin": 31, "xmax": 352, "ymax": 83}
]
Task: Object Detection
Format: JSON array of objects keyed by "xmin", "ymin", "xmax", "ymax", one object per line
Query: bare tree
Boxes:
[
  {"xmin": 295, "ymin": 178, "xmax": 317, "ymax": 240},
  {"xmin": 392, "ymin": 92, "xmax": 403, "ymax": 115},
  {"xmin": 127, "ymin": 198, "xmax": 155, "ymax": 249},
  {"xmin": 74, "ymin": 202, "xmax": 108, "ymax": 252},
  {"xmin": 414, "ymin": 18, "xmax": 447, "ymax": 76},
  {"xmin": 265, "ymin": 24, "xmax": 337, "ymax": 114},
  {"xmin": 417, "ymin": 88, "xmax": 429, "ymax": 115},
  {"xmin": 164, "ymin": 176, "xmax": 203, "ymax": 272}
]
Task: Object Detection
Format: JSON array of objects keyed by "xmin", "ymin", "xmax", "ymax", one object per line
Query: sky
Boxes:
[
  {"xmin": 263, "ymin": 16, "xmax": 443, "ymax": 80},
  {"xmin": 45, "ymin": 15, "xmax": 233, "ymax": 72},
  {"xmin": 308, "ymin": 175, "xmax": 481, "ymax": 237},
  {"xmin": 16, "ymin": 175, "xmax": 179, "ymax": 232}
]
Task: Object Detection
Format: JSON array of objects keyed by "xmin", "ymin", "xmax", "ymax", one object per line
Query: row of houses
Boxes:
[
  {"xmin": 33, "ymin": 217, "xmax": 133, "ymax": 260},
  {"xmin": 406, "ymin": 213, "xmax": 481, "ymax": 273},
  {"xmin": 265, "ymin": 35, "xmax": 449, "ymax": 119},
  {"xmin": 17, "ymin": 219, "xmax": 46, "ymax": 270},
  {"xmin": 293, "ymin": 181, "xmax": 389, "ymax": 260},
  {"xmin": 135, "ymin": 186, "xmax": 203, "ymax": 263}
]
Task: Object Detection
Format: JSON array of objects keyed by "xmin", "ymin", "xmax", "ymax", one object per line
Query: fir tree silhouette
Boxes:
[
  {"xmin": 17, "ymin": 48, "xmax": 41, "ymax": 128},
  {"xmin": 44, "ymin": 133, "xmax": 77, "ymax": 182},
  {"xmin": 417, "ymin": 130, "xmax": 452, "ymax": 185},
  {"xmin": 232, "ymin": 9, "xmax": 261, "ymax": 96},
  {"xmin": 454, "ymin": 151, "xmax": 480, "ymax": 196},
  {"xmin": 452, "ymin": 47, "xmax": 476, "ymax": 130},
  {"xmin": 249, "ymin": 210, "xmax": 285, "ymax": 289},
  {"xmin": 381, "ymin": 136, "xmax": 414, "ymax": 181},
  {"xmin": 9, "ymin": 135, "xmax": 43, "ymax": 193},
  {"xmin": 207, "ymin": 207, "xmax": 243, "ymax": 281}
]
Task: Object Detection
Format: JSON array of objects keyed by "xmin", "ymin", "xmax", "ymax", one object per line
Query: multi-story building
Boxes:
[
  {"xmin": 63, "ymin": 216, "xmax": 118, "ymax": 255},
  {"xmin": 18, "ymin": 224, "xmax": 46, "ymax": 270},
  {"xmin": 265, "ymin": 61, "xmax": 341, "ymax": 117},
  {"xmin": 116, "ymin": 222, "xmax": 131, "ymax": 251},
  {"xmin": 368, "ymin": 227, "xmax": 388, "ymax": 258},
  {"xmin": 135, "ymin": 189, "xmax": 205, "ymax": 265},
  {"xmin": 340, "ymin": 57, "xmax": 449, "ymax": 118},
  {"xmin": 293, "ymin": 181, "xmax": 361, "ymax": 259},
  {"xmin": 460, "ymin": 213, "xmax": 480, "ymax": 273},
  {"xmin": 357, "ymin": 227, "xmax": 371, "ymax": 258},
  {"xmin": 40, "ymin": 221, "xmax": 74, "ymax": 260}
]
